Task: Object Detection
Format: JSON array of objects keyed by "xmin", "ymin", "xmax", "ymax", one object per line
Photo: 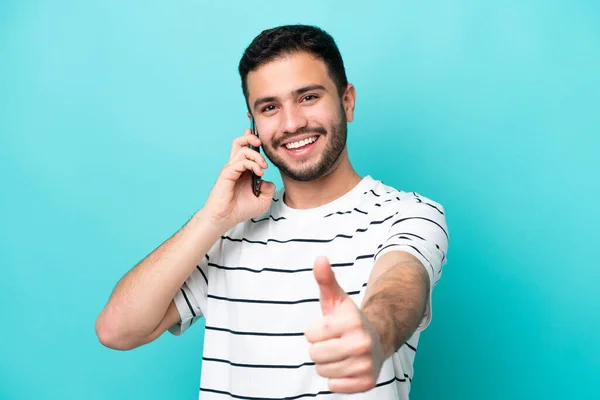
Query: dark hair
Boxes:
[{"xmin": 238, "ymin": 24, "xmax": 348, "ymax": 109}]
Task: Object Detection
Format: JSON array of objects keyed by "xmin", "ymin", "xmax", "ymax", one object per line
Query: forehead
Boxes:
[{"xmin": 246, "ymin": 52, "xmax": 334, "ymax": 102}]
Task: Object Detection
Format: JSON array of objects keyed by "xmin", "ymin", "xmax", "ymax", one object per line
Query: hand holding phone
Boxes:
[{"xmin": 202, "ymin": 126, "xmax": 275, "ymax": 232}]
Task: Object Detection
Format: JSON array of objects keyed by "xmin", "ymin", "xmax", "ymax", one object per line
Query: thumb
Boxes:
[
  {"xmin": 258, "ymin": 180, "xmax": 276, "ymax": 200},
  {"xmin": 313, "ymin": 256, "xmax": 346, "ymax": 315}
]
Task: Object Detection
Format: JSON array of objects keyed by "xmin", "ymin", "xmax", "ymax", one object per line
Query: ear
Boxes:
[
  {"xmin": 247, "ymin": 111, "xmax": 253, "ymax": 121},
  {"xmin": 341, "ymin": 84, "xmax": 357, "ymax": 122}
]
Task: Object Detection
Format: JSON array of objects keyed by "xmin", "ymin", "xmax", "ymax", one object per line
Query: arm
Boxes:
[
  {"xmin": 95, "ymin": 128, "xmax": 276, "ymax": 351},
  {"xmin": 305, "ymin": 200, "xmax": 448, "ymax": 393},
  {"xmin": 305, "ymin": 254, "xmax": 430, "ymax": 393},
  {"xmin": 360, "ymin": 250, "xmax": 430, "ymax": 359},
  {"xmin": 95, "ymin": 209, "xmax": 223, "ymax": 350}
]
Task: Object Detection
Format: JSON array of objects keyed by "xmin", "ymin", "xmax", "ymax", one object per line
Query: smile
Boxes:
[{"xmin": 284, "ymin": 136, "xmax": 318, "ymax": 150}]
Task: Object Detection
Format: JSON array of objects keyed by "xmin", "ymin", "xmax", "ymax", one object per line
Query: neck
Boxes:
[{"xmin": 280, "ymin": 148, "xmax": 362, "ymax": 210}]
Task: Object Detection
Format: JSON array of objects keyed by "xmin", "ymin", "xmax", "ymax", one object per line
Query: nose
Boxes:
[{"xmin": 280, "ymin": 104, "xmax": 308, "ymax": 134}]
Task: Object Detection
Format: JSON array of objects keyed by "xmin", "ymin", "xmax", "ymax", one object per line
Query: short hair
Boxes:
[{"xmin": 238, "ymin": 24, "xmax": 348, "ymax": 109}]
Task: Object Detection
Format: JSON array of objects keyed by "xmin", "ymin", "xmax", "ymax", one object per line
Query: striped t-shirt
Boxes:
[{"xmin": 169, "ymin": 175, "xmax": 449, "ymax": 400}]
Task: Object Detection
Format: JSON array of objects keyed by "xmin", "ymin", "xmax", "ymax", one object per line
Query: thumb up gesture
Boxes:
[{"xmin": 304, "ymin": 256, "xmax": 385, "ymax": 393}]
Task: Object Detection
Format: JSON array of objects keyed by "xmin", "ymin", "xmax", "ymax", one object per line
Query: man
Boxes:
[{"xmin": 96, "ymin": 24, "xmax": 449, "ymax": 399}]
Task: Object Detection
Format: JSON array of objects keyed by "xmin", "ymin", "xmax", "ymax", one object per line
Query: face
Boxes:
[{"xmin": 246, "ymin": 52, "xmax": 355, "ymax": 182}]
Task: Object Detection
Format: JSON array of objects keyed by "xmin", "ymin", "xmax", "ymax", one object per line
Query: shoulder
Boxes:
[
  {"xmin": 362, "ymin": 178, "xmax": 446, "ymax": 217},
  {"xmin": 365, "ymin": 180, "xmax": 449, "ymax": 246}
]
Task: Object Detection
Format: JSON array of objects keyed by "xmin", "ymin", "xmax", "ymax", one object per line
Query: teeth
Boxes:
[{"xmin": 285, "ymin": 136, "xmax": 317, "ymax": 149}]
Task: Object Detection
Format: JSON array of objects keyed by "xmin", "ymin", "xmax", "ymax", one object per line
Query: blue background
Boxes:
[{"xmin": 1, "ymin": 1, "xmax": 599, "ymax": 399}]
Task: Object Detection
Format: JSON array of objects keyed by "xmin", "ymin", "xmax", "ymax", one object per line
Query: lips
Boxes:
[
  {"xmin": 282, "ymin": 135, "xmax": 320, "ymax": 158},
  {"xmin": 280, "ymin": 132, "xmax": 320, "ymax": 147},
  {"xmin": 284, "ymin": 135, "xmax": 318, "ymax": 150}
]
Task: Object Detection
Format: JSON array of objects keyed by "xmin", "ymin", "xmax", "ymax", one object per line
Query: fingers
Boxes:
[
  {"xmin": 222, "ymin": 129, "xmax": 267, "ymax": 183},
  {"xmin": 305, "ymin": 314, "xmax": 362, "ymax": 344},
  {"xmin": 309, "ymin": 337, "xmax": 348, "ymax": 363},
  {"xmin": 307, "ymin": 325, "xmax": 372, "ymax": 363},
  {"xmin": 220, "ymin": 158, "xmax": 264, "ymax": 182},
  {"xmin": 231, "ymin": 147, "xmax": 268, "ymax": 169},
  {"xmin": 258, "ymin": 179, "xmax": 276, "ymax": 199},
  {"xmin": 314, "ymin": 355, "xmax": 374, "ymax": 380},
  {"xmin": 229, "ymin": 129, "xmax": 262, "ymax": 160},
  {"xmin": 309, "ymin": 332, "xmax": 378, "ymax": 393}
]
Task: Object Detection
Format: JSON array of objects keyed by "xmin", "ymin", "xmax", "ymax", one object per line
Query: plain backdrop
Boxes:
[{"xmin": 1, "ymin": 1, "xmax": 599, "ymax": 399}]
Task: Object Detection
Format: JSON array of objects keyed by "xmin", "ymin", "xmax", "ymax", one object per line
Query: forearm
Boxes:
[
  {"xmin": 361, "ymin": 256, "xmax": 430, "ymax": 358},
  {"xmin": 96, "ymin": 208, "xmax": 224, "ymax": 346}
]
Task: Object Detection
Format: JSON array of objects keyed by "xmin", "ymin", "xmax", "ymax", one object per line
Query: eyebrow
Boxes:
[{"xmin": 253, "ymin": 84, "xmax": 327, "ymax": 112}]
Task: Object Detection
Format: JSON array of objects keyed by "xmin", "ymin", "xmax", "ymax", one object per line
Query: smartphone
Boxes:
[{"xmin": 249, "ymin": 116, "xmax": 262, "ymax": 197}]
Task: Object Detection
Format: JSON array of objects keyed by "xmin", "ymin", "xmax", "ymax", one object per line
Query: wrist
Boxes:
[
  {"xmin": 362, "ymin": 308, "xmax": 397, "ymax": 359},
  {"xmin": 190, "ymin": 208, "xmax": 230, "ymax": 238}
]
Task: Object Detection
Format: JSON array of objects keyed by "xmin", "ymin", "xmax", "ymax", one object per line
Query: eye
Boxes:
[
  {"xmin": 261, "ymin": 104, "xmax": 277, "ymax": 113},
  {"xmin": 302, "ymin": 94, "xmax": 318, "ymax": 102}
]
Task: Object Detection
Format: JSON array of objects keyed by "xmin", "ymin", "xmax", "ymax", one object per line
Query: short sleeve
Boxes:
[
  {"xmin": 373, "ymin": 197, "xmax": 449, "ymax": 332},
  {"xmin": 168, "ymin": 254, "xmax": 210, "ymax": 336}
]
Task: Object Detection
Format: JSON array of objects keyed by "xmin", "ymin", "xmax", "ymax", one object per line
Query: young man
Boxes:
[{"xmin": 96, "ymin": 24, "xmax": 449, "ymax": 399}]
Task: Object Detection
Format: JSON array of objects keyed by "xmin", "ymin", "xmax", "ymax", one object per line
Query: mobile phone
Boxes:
[{"xmin": 250, "ymin": 116, "xmax": 262, "ymax": 197}]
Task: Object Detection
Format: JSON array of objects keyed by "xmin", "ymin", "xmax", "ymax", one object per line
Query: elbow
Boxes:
[{"xmin": 95, "ymin": 312, "xmax": 143, "ymax": 351}]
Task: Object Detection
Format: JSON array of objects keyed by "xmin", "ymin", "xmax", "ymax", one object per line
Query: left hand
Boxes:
[{"xmin": 304, "ymin": 256, "xmax": 386, "ymax": 393}]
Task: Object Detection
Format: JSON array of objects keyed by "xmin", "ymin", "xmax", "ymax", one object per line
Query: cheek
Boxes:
[
  {"xmin": 256, "ymin": 121, "xmax": 277, "ymax": 143},
  {"xmin": 305, "ymin": 104, "xmax": 330, "ymax": 124},
  {"xmin": 310, "ymin": 101, "xmax": 343, "ymax": 127},
  {"xmin": 259, "ymin": 131, "xmax": 276, "ymax": 147}
]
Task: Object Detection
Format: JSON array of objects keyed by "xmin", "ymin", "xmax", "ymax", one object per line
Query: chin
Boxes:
[{"xmin": 281, "ymin": 161, "xmax": 332, "ymax": 182}]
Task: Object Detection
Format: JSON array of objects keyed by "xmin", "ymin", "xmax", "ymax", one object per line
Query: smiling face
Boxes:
[{"xmin": 246, "ymin": 51, "xmax": 355, "ymax": 182}]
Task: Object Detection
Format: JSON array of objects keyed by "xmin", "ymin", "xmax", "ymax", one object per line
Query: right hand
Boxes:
[{"xmin": 203, "ymin": 128, "xmax": 276, "ymax": 232}]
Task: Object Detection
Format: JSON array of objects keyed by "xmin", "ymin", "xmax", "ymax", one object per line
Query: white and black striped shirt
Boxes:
[{"xmin": 169, "ymin": 175, "xmax": 449, "ymax": 399}]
